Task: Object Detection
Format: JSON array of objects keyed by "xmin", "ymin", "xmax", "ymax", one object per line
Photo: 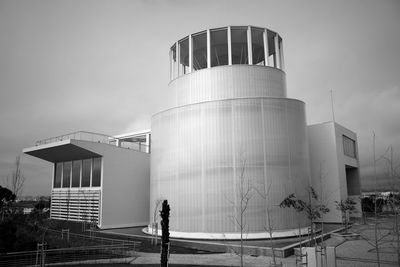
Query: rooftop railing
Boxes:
[{"xmin": 35, "ymin": 131, "xmax": 150, "ymax": 153}]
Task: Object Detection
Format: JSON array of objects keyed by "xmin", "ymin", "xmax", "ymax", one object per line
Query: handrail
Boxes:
[
  {"xmin": 35, "ymin": 131, "xmax": 116, "ymax": 146},
  {"xmin": 34, "ymin": 131, "xmax": 150, "ymax": 153}
]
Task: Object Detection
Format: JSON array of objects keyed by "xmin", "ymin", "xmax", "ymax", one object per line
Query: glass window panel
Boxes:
[
  {"xmin": 62, "ymin": 161, "xmax": 71, "ymax": 188},
  {"xmin": 231, "ymin": 27, "xmax": 248, "ymax": 65},
  {"xmin": 170, "ymin": 44, "xmax": 177, "ymax": 80},
  {"xmin": 251, "ymin": 27, "xmax": 265, "ymax": 65},
  {"xmin": 92, "ymin": 157, "xmax": 102, "ymax": 187},
  {"xmin": 179, "ymin": 37, "xmax": 189, "ymax": 76},
  {"xmin": 210, "ymin": 28, "xmax": 228, "ymax": 67},
  {"xmin": 192, "ymin": 32, "xmax": 207, "ymax": 71},
  {"xmin": 343, "ymin": 135, "xmax": 356, "ymax": 158},
  {"xmin": 267, "ymin": 30, "xmax": 276, "ymax": 67},
  {"xmin": 71, "ymin": 160, "xmax": 81, "ymax": 187},
  {"xmin": 54, "ymin": 162, "xmax": 62, "ymax": 188},
  {"xmin": 82, "ymin": 159, "xmax": 91, "ymax": 187}
]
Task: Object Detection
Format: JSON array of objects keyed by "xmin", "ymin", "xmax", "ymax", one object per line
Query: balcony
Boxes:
[{"xmin": 34, "ymin": 131, "xmax": 150, "ymax": 153}]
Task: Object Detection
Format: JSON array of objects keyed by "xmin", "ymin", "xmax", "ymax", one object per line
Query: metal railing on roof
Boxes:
[{"xmin": 35, "ymin": 131, "xmax": 150, "ymax": 153}]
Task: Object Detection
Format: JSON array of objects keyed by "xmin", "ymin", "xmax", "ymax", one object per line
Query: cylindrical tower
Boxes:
[{"xmin": 150, "ymin": 26, "xmax": 310, "ymax": 239}]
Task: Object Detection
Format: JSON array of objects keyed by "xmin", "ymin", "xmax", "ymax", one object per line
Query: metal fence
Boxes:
[
  {"xmin": 0, "ymin": 228, "xmax": 141, "ymax": 267},
  {"xmin": 0, "ymin": 244, "xmax": 137, "ymax": 267}
]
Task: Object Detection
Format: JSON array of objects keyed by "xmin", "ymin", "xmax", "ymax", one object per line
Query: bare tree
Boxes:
[
  {"xmin": 254, "ymin": 179, "xmax": 281, "ymax": 267},
  {"xmin": 226, "ymin": 158, "xmax": 253, "ymax": 267},
  {"xmin": 151, "ymin": 199, "xmax": 163, "ymax": 245},
  {"xmin": 280, "ymin": 186, "xmax": 329, "ymax": 247},
  {"xmin": 381, "ymin": 145, "xmax": 400, "ymax": 264},
  {"xmin": 4, "ymin": 156, "xmax": 26, "ymax": 199},
  {"xmin": 335, "ymin": 198, "xmax": 357, "ymax": 233}
]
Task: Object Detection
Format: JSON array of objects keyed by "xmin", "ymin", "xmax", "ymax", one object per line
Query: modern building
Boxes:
[
  {"xmin": 23, "ymin": 131, "xmax": 151, "ymax": 229},
  {"xmin": 308, "ymin": 122, "xmax": 361, "ymax": 223},
  {"xmin": 23, "ymin": 25, "xmax": 361, "ymax": 239}
]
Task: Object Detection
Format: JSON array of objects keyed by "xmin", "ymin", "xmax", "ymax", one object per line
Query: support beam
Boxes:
[
  {"xmin": 188, "ymin": 34, "xmax": 192, "ymax": 73},
  {"xmin": 247, "ymin": 26, "xmax": 253, "ymax": 65},
  {"xmin": 207, "ymin": 30, "xmax": 211, "ymax": 68},
  {"xmin": 274, "ymin": 33, "xmax": 280, "ymax": 69},
  {"xmin": 263, "ymin": 29, "xmax": 269, "ymax": 66},
  {"xmin": 228, "ymin": 26, "xmax": 232, "ymax": 65},
  {"xmin": 176, "ymin": 41, "xmax": 180, "ymax": 76},
  {"xmin": 280, "ymin": 39, "xmax": 285, "ymax": 71}
]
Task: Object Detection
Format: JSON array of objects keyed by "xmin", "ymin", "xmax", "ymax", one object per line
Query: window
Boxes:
[
  {"xmin": 231, "ymin": 27, "xmax": 248, "ymax": 65},
  {"xmin": 179, "ymin": 37, "xmax": 189, "ymax": 76},
  {"xmin": 54, "ymin": 162, "xmax": 62, "ymax": 188},
  {"xmin": 343, "ymin": 135, "xmax": 356, "ymax": 158},
  {"xmin": 92, "ymin": 157, "xmax": 101, "ymax": 187},
  {"xmin": 81, "ymin": 159, "xmax": 91, "ymax": 187},
  {"xmin": 170, "ymin": 44, "xmax": 177, "ymax": 80},
  {"xmin": 71, "ymin": 160, "xmax": 81, "ymax": 187},
  {"xmin": 192, "ymin": 31, "xmax": 207, "ymax": 71},
  {"xmin": 210, "ymin": 28, "xmax": 228, "ymax": 67},
  {"xmin": 53, "ymin": 157, "xmax": 102, "ymax": 189},
  {"xmin": 251, "ymin": 27, "xmax": 265, "ymax": 65},
  {"xmin": 62, "ymin": 161, "xmax": 71, "ymax": 188}
]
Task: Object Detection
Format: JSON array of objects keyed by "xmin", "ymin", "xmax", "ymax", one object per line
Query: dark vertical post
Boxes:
[{"xmin": 160, "ymin": 200, "xmax": 170, "ymax": 267}]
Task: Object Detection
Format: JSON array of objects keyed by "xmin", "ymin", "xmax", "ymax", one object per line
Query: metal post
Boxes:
[
  {"xmin": 247, "ymin": 26, "xmax": 253, "ymax": 65},
  {"xmin": 189, "ymin": 34, "xmax": 192, "ymax": 73},
  {"xmin": 263, "ymin": 29, "xmax": 269, "ymax": 66},
  {"xmin": 207, "ymin": 30, "xmax": 211, "ymax": 68},
  {"xmin": 227, "ymin": 26, "xmax": 232, "ymax": 65}
]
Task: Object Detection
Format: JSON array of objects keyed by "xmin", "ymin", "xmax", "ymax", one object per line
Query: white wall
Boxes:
[
  {"xmin": 308, "ymin": 122, "xmax": 342, "ymax": 223},
  {"xmin": 73, "ymin": 140, "xmax": 150, "ymax": 229},
  {"xmin": 308, "ymin": 122, "xmax": 361, "ymax": 223}
]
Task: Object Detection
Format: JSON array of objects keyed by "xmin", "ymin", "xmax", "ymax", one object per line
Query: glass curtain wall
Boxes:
[
  {"xmin": 170, "ymin": 44, "xmax": 177, "ymax": 80},
  {"xmin": 251, "ymin": 27, "xmax": 265, "ymax": 65},
  {"xmin": 179, "ymin": 38, "xmax": 189, "ymax": 76},
  {"xmin": 62, "ymin": 162, "xmax": 71, "ymax": 188},
  {"xmin": 231, "ymin": 27, "xmax": 248, "ymax": 65},
  {"xmin": 72, "ymin": 160, "xmax": 81, "ymax": 187},
  {"xmin": 54, "ymin": 157, "xmax": 101, "ymax": 188},
  {"xmin": 92, "ymin": 157, "xmax": 101, "ymax": 187},
  {"xmin": 82, "ymin": 159, "xmax": 91, "ymax": 187},
  {"xmin": 192, "ymin": 31, "xmax": 207, "ymax": 71},
  {"xmin": 54, "ymin": 162, "xmax": 62, "ymax": 188},
  {"xmin": 170, "ymin": 27, "xmax": 283, "ymax": 80},
  {"xmin": 267, "ymin": 30, "xmax": 276, "ymax": 67},
  {"xmin": 210, "ymin": 28, "xmax": 228, "ymax": 67}
]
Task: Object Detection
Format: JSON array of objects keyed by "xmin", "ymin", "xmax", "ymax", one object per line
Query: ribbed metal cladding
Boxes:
[
  {"xmin": 151, "ymin": 31, "xmax": 310, "ymax": 237},
  {"xmin": 151, "ymin": 96, "xmax": 310, "ymax": 235},
  {"xmin": 168, "ymin": 65, "xmax": 287, "ymax": 108}
]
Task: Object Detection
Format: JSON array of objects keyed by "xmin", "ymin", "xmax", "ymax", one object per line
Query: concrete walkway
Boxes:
[{"xmin": 131, "ymin": 252, "xmax": 297, "ymax": 266}]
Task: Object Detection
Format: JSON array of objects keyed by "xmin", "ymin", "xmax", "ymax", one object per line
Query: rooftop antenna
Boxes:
[{"xmin": 330, "ymin": 90, "xmax": 336, "ymax": 122}]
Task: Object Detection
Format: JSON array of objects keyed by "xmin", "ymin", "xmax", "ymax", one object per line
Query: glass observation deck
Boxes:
[{"xmin": 169, "ymin": 26, "xmax": 284, "ymax": 81}]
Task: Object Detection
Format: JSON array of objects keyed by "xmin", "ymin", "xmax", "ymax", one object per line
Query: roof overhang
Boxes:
[{"xmin": 23, "ymin": 140, "xmax": 101, "ymax": 163}]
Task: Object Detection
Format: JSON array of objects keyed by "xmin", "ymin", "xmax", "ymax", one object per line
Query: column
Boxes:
[
  {"xmin": 188, "ymin": 34, "xmax": 192, "ymax": 73},
  {"xmin": 280, "ymin": 40, "xmax": 285, "ymax": 71},
  {"xmin": 207, "ymin": 29, "xmax": 211, "ymax": 68},
  {"xmin": 228, "ymin": 26, "xmax": 232, "ymax": 65},
  {"xmin": 176, "ymin": 41, "xmax": 180, "ymax": 76},
  {"xmin": 263, "ymin": 29, "xmax": 269, "ymax": 66},
  {"xmin": 274, "ymin": 33, "xmax": 280, "ymax": 69},
  {"xmin": 247, "ymin": 26, "xmax": 253, "ymax": 65}
]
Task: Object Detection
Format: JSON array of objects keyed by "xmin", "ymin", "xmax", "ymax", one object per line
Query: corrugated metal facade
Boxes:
[{"xmin": 151, "ymin": 65, "xmax": 310, "ymax": 236}]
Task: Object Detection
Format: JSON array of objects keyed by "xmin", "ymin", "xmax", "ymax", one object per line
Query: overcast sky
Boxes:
[{"xmin": 0, "ymin": 0, "xmax": 399, "ymax": 196}]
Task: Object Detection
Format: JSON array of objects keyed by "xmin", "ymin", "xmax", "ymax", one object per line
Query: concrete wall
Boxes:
[
  {"xmin": 73, "ymin": 140, "xmax": 150, "ymax": 229},
  {"xmin": 307, "ymin": 122, "xmax": 361, "ymax": 223}
]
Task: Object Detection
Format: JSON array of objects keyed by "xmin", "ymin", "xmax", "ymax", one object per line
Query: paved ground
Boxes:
[
  {"xmin": 131, "ymin": 252, "xmax": 297, "ymax": 266},
  {"xmin": 97, "ymin": 217, "xmax": 400, "ymax": 266}
]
